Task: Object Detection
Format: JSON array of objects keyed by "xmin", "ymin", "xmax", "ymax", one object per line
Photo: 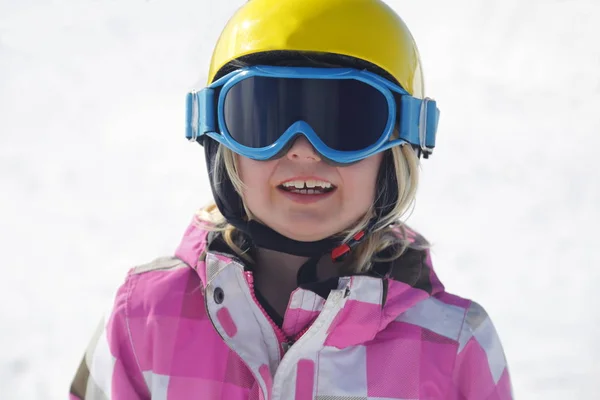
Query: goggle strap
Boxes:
[
  {"xmin": 185, "ymin": 92, "xmax": 196, "ymax": 141},
  {"xmin": 399, "ymin": 96, "xmax": 439, "ymax": 153},
  {"xmin": 186, "ymin": 89, "xmax": 217, "ymax": 142}
]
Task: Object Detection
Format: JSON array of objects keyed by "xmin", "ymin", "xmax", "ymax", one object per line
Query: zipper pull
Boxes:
[{"xmin": 282, "ymin": 341, "xmax": 293, "ymax": 355}]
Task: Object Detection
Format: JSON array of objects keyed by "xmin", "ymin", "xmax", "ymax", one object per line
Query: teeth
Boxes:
[
  {"xmin": 282, "ymin": 180, "xmax": 333, "ymax": 189},
  {"xmin": 287, "ymin": 188, "xmax": 321, "ymax": 194}
]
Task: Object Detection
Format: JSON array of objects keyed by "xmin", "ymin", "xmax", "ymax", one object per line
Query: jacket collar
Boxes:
[{"xmin": 174, "ymin": 216, "xmax": 446, "ymax": 347}]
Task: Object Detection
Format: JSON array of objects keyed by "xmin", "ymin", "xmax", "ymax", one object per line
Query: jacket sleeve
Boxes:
[
  {"xmin": 451, "ymin": 301, "xmax": 513, "ymax": 400},
  {"xmin": 69, "ymin": 274, "xmax": 149, "ymax": 399}
]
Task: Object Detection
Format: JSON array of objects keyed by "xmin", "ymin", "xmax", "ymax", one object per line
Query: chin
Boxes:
[
  {"xmin": 285, "ymin": 233, "xmax": 331, "ymax": 242},
  {"xmin": 277, "ymin": 224, "xmax": 338, "ymax": 242}
]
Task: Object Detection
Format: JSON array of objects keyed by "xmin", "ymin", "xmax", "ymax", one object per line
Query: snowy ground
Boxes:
[{"xmin": 1, "ymin": 0, "xmax": 598, "ymax": 398}]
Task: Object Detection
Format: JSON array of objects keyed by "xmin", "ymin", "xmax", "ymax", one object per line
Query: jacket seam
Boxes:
[
  {"xmin": 293, "ymin": 290, "xmax": 304, "ymax": 334},
  {"xmin": 130, "ymin": 257, "xmax": 186, "ymax": 276},
  {"xmin": 446, "ymin": 299, "xmax": 472, "ymax": 398}
]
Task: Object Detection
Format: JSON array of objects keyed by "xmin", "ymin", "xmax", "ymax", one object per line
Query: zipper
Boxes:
[
  {"xmin": 203, "ymin": 269, "xmax": 270, "ymax": 400},
  {"xmin": 271, "ymin": 289, "xmax": 346, "ymax": 400},
  {"xmin": 292, "ymin": 325, "xmax": 311, "ymax": 344},
  {"xmin": 205, "ymin": 261, "xmax": 308, "ymax": 357},
  {"xmin": 280, "ymin": 326, "xmax": 311, "ymax": 353},
  {"xmin": 244, "ymin": 271, "xmax": 294, "ymax": 357},
  {"xmin": 244, "ymin": 271, "xmax": 339, "ymax": 356}
]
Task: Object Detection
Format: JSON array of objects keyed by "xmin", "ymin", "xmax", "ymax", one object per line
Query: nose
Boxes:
[{"xmin": 286, "ymin": 136, "xmax": 321, "ymax": 163}]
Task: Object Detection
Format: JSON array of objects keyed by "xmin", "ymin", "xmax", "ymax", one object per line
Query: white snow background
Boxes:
[{"xmin": 1, "ymin": 0, "xmax": 598, "ymax": 398}]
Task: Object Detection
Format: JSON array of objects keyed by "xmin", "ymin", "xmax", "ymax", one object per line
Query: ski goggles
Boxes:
[{"xmin": 185, "ymin": 66, "xmax": 439, "ymax": 164}]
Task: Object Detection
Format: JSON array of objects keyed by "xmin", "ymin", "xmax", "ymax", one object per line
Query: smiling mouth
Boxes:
[{"xmin": 277, "ymin": 179, "xmax": 337, "ymax": 195}]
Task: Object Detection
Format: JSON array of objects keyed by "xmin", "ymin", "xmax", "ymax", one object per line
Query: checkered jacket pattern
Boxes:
[{"xmin": 70, "ymin": 217, "xmax": 513, "ymax": 399}]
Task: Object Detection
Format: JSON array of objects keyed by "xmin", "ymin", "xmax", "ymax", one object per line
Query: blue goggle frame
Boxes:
[{"xmin": 186, "ymin": 66, "xmax": 440, "ymax": 163}]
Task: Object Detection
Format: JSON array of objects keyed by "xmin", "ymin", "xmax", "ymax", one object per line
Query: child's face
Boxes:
[{"xmin": 237, "ymin": 136, "xmax": 383, "ymax": 242}]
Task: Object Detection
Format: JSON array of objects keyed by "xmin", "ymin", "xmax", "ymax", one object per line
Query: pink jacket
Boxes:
[{"xmin": 70, "ymin": 217, "xmax": 513, "ymax": 399}]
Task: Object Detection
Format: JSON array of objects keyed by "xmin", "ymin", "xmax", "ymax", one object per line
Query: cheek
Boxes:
[
  {"xmin": 238, "ymin": 157, "xmax": 262, "ymax": 185},
  {"xmin": 236, "ymin": 157, "xmax": 275, "ymax": 199},
  {"xmin": 342, "ymin": 155, "xmax": 382, "ymax": 199}
]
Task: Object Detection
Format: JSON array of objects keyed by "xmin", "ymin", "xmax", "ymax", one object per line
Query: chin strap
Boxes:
[
  {"xmin": 294, "ymin": 220, "xmax": 376, "ymax": 288},
  {"xmin": 331, "ymin": 231, "xmax": 366, "ymax": 262},
  {"xmin": 331, "ymin": 219, "xmax": 378, "ymax": 262}
]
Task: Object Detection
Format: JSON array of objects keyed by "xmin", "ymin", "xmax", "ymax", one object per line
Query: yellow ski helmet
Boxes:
[{"xmin": 208, "ymin": 0, "xmax": 425, "ymax": 98}]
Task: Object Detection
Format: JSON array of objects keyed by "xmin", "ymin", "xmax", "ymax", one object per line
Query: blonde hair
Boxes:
[{"xmin": 197, "ymin": 140, "xmax": 421, "ymax": 274}]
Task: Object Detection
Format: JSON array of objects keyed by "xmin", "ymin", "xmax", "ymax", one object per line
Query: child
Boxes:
[{"xmin": 70, "ymin": 0, "xmax": 513, "ymax": 398}]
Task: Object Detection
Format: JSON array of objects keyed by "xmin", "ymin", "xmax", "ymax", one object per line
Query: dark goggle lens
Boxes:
[{"xmin": 222, "ymin": 76, "xmax": 389, "ymax": 152}]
